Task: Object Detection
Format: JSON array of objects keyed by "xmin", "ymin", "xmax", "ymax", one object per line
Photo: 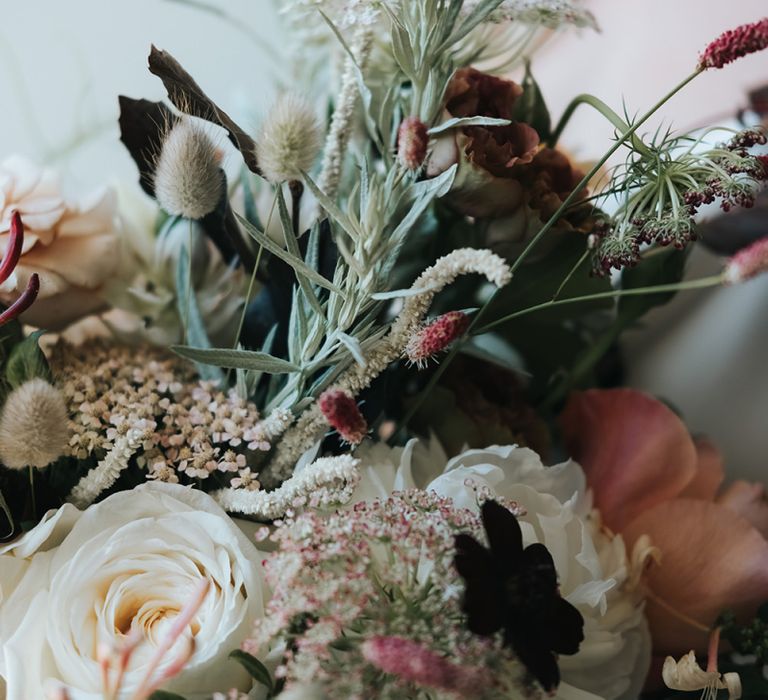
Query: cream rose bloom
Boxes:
[
  {"xmin": 0, "ymin": 482, "xmax": 265, "ymax": 699},
  {"xmin": 351, "ymin": 441, "xmax": 651, "ymax": 700},
  {"xmin": 0, "ymin": 155, "xmax": 120, "ymax": 329}
]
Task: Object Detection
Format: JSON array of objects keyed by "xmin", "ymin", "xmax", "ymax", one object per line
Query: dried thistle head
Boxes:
[
  {"xmin": 154, "ymin": 118, "xmax": 223, "ymax": 219},
  {"xmin": 0, "ymin": 378, "xmax": 69, "ymax": 469},
  {"xmin": 255, "ymin": 93, "xmax": 323, "ymax": 183}
]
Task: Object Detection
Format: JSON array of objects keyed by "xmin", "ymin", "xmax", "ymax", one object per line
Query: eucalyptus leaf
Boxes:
[
  {"xmin": 236, "ymin": 213, "xmax": 344, "ymax": 296},
  {"xmin": 172, "ymin": 346, "xmax": 300, "ymax": 374},
  {"xmin": 229, "ymin": 649, "xmax": 274, "ymax": 693},
  {"xmin": 6, "ymin": 330, "xmax": 52, "ymax": 389},
  {"xmin": 428, "ymin": 116, "xmax": 511, "ymax": 135}
]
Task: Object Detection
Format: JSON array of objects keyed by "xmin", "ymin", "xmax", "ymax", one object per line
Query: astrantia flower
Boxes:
[
  {"xmin": 455, "ymin": 500, "xmax": 584, "ymax": 692},
  {"xmin": 247, "ymin": 491, "xmax": 532, "ymax": 699}
]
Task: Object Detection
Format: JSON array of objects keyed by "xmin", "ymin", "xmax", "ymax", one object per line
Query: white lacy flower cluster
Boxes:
[
  {"xmin": 351, "ymin": 441, "xmax": 651, "ymax": 700},
  {"xmin": 463, "ymin": 0, "xmax": 598, "ymax": 29}
]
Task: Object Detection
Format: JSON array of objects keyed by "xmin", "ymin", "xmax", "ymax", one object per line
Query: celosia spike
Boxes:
[
  {"xmin": 0, "ymin": 272, "xmax": 39, "ymax": 326},
  {"xmin": 397, "ymin": 117, "xmax": 429, "ymax": 171},
  {"xmin": 698, "ymin": 17, "xmax": 768, "ymax": 70},
  {"xmin": 405, "ymin": 311, "xmax": 470, "ymax": 368},
  {"xmin": 318, "ymin": 389, "xmax": 368, "ymax": 445},
  {"xmin": 723, "ymin": 236, "xmax": 768, "ymax": 284},
  {"xmin": 0, "ymin": 211, "xmax": 25, "ymax": 285}
]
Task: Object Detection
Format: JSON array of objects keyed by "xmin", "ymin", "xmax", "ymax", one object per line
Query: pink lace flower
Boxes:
[
  {"xmin": 698, "ymin": 17, "xmax": 768, "ymax": 70},
  {"xmin": 318, "ymin": 389, "xmax": 368, "ymax": 445}
]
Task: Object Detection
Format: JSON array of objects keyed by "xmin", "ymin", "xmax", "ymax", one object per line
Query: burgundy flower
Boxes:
[
  {"xmin": 454, "ymin": 500, "xmax": 584, "ymax": 692},
  {"xmin": 698, "ymin": 18, "xmax": 768, "ymax": 70},
  {"xmin": 318, "ymin": 389, "xmax": 368, "ymax": 445}
]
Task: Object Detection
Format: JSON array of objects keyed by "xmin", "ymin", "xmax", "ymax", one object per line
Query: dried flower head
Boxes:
[
  {"xmin": 0, "ymin": 378, "xmax": 69, "ymax": 469},
  {"xmin": 405, "ymin": 311, "xmax": 470, "ymax": 368},
  {"xmin": 698, "ymin": 17, "xmax": 768, "ymax": 70},
  {"xmin": 318, "ymin": 389, "xmax": 367, "ymax": 445},
  {"xmin": 723, "ymin": 236, "xmax": 768, "ymax": 284},
  {"xmin": 397, "ymin": 117, "xmax": 429, "ymax": 171},
  {"xmin": 154, "ymin": 119, "xmax": 223, "ymax": 219},
  {"xmin": 256, "ymin": 93, "xmax": 323, "ymax": 183}
]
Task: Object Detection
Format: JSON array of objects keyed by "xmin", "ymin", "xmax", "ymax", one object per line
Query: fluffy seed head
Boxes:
[
  {"xmin": 318, "ymin": 389, "xmax": 367, "ymax": 445},
  {"xmin": 0, "ymin": 378, "xmax": 69, "ymax": 469},
  {"xmin": 397, "ymin": 116, "xmax": 429, "ymax": 171},
  {"xmin": 256, "ymin": 93, "xmax": 323, "ymax": 183},
  {"xmin": 406, "ymin": 311, "xmax": 470, "ymax": 367},
  {"xmin": 154, "ymin": 119, "xmax": 223, "ymax": 219},
  {"xmin": 723, "ymin": 236, "xmax": 768, "ymax": 284},
  {"xmin": 698, "ymin": 17, "xmax": 768, "ymax": 70}
]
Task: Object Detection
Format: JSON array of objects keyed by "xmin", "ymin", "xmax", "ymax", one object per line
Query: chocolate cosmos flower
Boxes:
[{"xmin": 454, "ymin": 500, "xmax": 584, "ymax": 692}]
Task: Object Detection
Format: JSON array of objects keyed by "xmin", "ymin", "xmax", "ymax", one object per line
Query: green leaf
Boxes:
[
  {"xmin": 301, "ymin": 170, "xmax": 359, "ymax": 242},
  {"xmin": 512, "ymin": 62, "xmax": 552, "ymax": 142},
  {"xmin": 461, "ymin": 333, "xmax": 528, "ymax": 375},
  {"xmin": 175, "ymin": 241, "xmax": 226, "ymax": 384},
  {"xmin": 428, "ymin": 116, "xmax": 511, "ymax": 135},
  {"xmin": 148, "ymin": 692, "xmax": 187, "ymax": 700},
  {"xmin": 229, "ymin": 649, "xmax": 274, "ymax": 693},
  {"xmin": 370, "ymin": 284, "xmax": 439, "ymax": 300},
  {"xmin": 172, "ymin": 346, "xmax": 300, "ymax": 374},
  {"xmin": 6, "ymin": 330, "xmax": 52, "ymax": 389},
  {"xmin": 0, "ymin": 488, "xmax": 14, "ymax": 539},
  {"xmin": 236, "ymin": 213, "xmax": 344, "ymax": 296}
]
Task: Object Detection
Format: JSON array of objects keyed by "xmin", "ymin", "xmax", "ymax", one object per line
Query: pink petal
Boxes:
[
  {"xmin": 718, "ymin": 481, "xmax": 768, "ymax": 539},
  {"xmin": 560, "ymin": 389, "xmax": 698, "ymax": 531},
  {"xmin": 679, "ymin": 437, "xmax": 725, "ymax": 501},
  {"xmin": 623, "ymin": 498, "xmax": 768, "ymax": 655}
]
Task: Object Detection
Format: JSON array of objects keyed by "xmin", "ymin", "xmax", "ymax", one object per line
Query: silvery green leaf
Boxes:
[
  {"xmin": 461, "ymin": 333, "xmax": 529, "ymax": 375},
  {"xmin": 277, "ymin": 187, "xmax": 323, "ymax": 316},
  {"xmin": 409, "ymin": 163, "xmax": 457, "ymax": 201},
  {"xmin": 440, "ymin": 0, "xmax": 506, "ymax": 52},
  {"xmin": 371, "ymin": 284, "xmax": 439, "ymax": 300},
  {"xmin": 337, "ymin": 332, "xmax": 367, "ymax": 367},
  {"xmin": 171, "ymin": 346, "xmax": 300, "ymax": 373},
  {"xmin": 236, "ymin": 213, "xmax": 344, "ymax": 295},
  {"xmin": 175, "ymin": 244, "xmax": 225, "ymax": 383},
  {"xmin": 301, "ymin": 171, "xmax": 359, "ymax": 242},
  {"xmin": 428, "ymin": 116, "xmax": 511, "ymax": 135}
]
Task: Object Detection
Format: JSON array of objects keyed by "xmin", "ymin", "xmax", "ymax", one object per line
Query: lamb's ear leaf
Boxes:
[
  {"xmin": 229, "ymin": 649, "xmax": 274, "ymax": 693},
  {"xmin": 118, "ymin": 96, "xmax": 177, "ymax": 197},
  {"xmin": 147, "ymin": 45, "xmax": 262, "ymax": 176}
]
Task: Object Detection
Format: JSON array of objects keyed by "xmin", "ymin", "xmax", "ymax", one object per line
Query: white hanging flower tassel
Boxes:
[
  {"xmin": 265, "ymin": 248, "xmax": 512, "ymax": 481},
  {"xmin": 662, "ymin": 628, "xmax": 742, "ymax": 700},
  {"xmin": 68, "ymin": 429, "xmax": 145, "ymax": 508},
  {"xmin": 212, "ymin": 454, "xmax": 360, "ymax": 520}
]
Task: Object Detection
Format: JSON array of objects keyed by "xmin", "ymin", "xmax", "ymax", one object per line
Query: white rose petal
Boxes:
[{"xmin": 0, "ymin": 482, "xmax": 266, "ymax": 700}]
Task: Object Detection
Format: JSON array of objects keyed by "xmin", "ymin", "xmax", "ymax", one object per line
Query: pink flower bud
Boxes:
[
  {"xmin": 723, "ymin": 236, "xmax": 768, "ymax": 284},
  {"xmin": 361, "ymin": 636, "xmax": 484, "ymax": 696},
  {"xmin": 405, "ymin": 311, "xmax": 470, "ymax": 367},
  {"xmin": 397, "ymin": 116, "xmax": 429, "ymax": 171},
  {"xmin": 698, "ymin": 18, "xmax": 768, "ymax": 70},
  {"xmin": 318, "ymin": 389, "xmax": 368, "ymax": 445}
]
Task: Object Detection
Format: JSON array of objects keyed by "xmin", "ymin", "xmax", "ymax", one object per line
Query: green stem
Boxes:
[
  {"xmin": 28, "ymin": 465, "xmax": 36, "ymax": 522},
  {"xmin": 392, "ymin": 70, "xmax": 702, "ymax": 439},
  {"xmin": 474, "ymin": 275, "xmax": 723, "ymax": 335},
  {"xmin": 550, "ymin": 94, "xmax": 652, "ymax": 156}
]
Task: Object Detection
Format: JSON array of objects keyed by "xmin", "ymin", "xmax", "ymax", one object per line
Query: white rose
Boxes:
[
  {"xmin": 0, "ymin": 482, "xmax": 265, "ymax": 700},
  {"xmin": 352, "ymin": 441, "xmax": 651, "ymax": 700},
  {"xmin": 0, "ymin": 155, "xmax": 120, "ymax": 330}
]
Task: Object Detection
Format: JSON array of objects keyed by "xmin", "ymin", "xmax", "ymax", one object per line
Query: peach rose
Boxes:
[
  {"xmin": 560, "ymin": 388, "xmax": 768, "ymax": 660},
  {"xmin": 0, "ymin": 156, "xmax": 120, "ymax": 330}
]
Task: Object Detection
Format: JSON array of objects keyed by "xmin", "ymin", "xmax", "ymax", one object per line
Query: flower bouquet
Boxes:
[{"xmin": 0, "ymin": 2, "xmax": 767, "ymax": 699}]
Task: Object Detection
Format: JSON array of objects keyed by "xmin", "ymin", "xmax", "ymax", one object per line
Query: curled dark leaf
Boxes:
[{"xmin": 148, "ymin": 45, "xmax": 261, "ymax": 176}]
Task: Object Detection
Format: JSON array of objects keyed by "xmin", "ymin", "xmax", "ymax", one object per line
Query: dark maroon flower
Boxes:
[{"xmin": 454, "ymin": 500, "xmax": 584, "ymax": 692}]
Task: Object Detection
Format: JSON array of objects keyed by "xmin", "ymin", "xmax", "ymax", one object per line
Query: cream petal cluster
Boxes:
[
  {"xmin": 0, "ymin": 482, "xmax": 265, "ymax": 700},
  {"xmin": 351, "ymin": 441, "xmax": 651, "ymax": 700},
  {"xmin": 0, "ymin": 155, "xmax": 120, "ymax": 330}
]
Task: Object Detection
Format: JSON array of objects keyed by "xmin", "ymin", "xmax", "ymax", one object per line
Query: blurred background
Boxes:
[{"xmin": 1, "ymin": 0, "xmax": 766, "ymax": 480}]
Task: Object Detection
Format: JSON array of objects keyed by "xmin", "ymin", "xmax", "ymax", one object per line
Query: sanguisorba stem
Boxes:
[{"xmin": 392, "ymin": 69, "xmax": 704, "ymax": 438}]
